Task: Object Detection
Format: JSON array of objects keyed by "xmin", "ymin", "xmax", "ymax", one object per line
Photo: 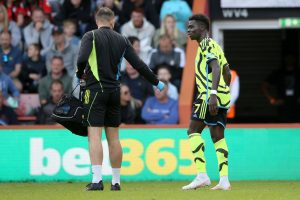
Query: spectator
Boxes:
[
  {"xmin": 0, "ymin": 30, "xmax": 22, "ymax": 91},
  {"xmin": 45, "ymin": 25, "xmax": 78, "ymax": 77},
  {"xmin": 4, "ymin": 0, "xmax": 53, "ymax": 27},
  {"xmin": 0, "ymin": 5, "xmax": 22, "ymax": 47},
  {"xmin": 121, "ymin": 8, "xmax": 155, "ymax": 52},
  {"xmin": 23, "ymin": 8, "xmax": 53, "ymax": 56},
  {"xmin": 0, "ymin": 61, "xmax": 20, "ymax": 100},
  {"xmin": 262, "ymin": 55, "xmax": 300, "ymax": 122},
  {"xmin": 160, "ymin": 0, "xmax": 192, "ymax": 32},
  {"xmin": 121, "ymin": 0, "xmax": 159, "ymax": 28},
  {"xmin": 121, "ymin": 36, "xmax": 151, "ymax": 71},
  {"xmin": 157, "ymin": 64, "xmax": 178, "ymax": 100},
  {"xmin": 0, "ymin": 91, "xmax": 18, "ymax": 125},
  {"xmin": 63, "ymin": 19, "xmax": 80, "ymax": 46},
  {"xmin": 3, "ymin": 0, "xmax": 30, "ymax": 28},
  {"xmin": 121, "ymin": 61, "xmax": 154, "ymax": 123},
  {"xmin": 142, "ymin": 81, "xmax": 178, "ymax": 124},
  {"xmin": 38, "ymin": 56, "xmax": 72, "ymax": 105},
  {"xmin": 149, "ymin": 34, "xmax": 185, "ymax": 89},
  {"xmin": 128, "ymin": 36, "xmax": 151, "ymax": 64},
  {"xmin": 153, "ymin": 14, "xmax": 187, "ymax": 49},
  {"xmin": 38, "ymin": 80, "xmax": 64, "ymax": 124},
  {"xmin": 55, "ymin": 0, "xmax": 92, "ymax": 36},
  {"xmin": 120, "ymin": 84, "xmax": 137, "ymax": 124},
  {"xmin": 20, "ymin": 43, "xmax": 47, "ymax": 93}
]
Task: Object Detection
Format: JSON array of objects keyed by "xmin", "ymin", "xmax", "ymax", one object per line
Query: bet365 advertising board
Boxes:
[{"xmin": 0, "ymin": 128, "xmax": 299, "ymax": 182}]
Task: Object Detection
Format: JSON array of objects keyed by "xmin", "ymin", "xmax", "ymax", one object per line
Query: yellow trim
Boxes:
[
  {"xmin": 88, "ymin": 31, "xmax": 99, "ymax": 81},
  {"xmin": 87, "ymin": 92, "xmax": 98, "ymax": 126}
]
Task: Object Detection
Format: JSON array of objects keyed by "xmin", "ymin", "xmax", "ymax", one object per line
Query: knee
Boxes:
[
  {"xmin": 187, "ymin": 128, "xmax": 201, "ymax": 135},
  {"xmin": 212, "ymin": 135, "xmax": 224, "ymax": 143}
]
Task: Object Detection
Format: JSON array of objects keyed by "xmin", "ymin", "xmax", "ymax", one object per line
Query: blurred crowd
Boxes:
[{"xmin": 0, "ymin": 0, "xmax": 194, "ymax": 125}]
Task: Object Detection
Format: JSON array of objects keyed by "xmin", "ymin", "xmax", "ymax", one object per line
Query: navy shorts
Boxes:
[
  {"xmin": 191, "ymin": 98, "xmax": 227, "ymax": 128},
  {"xmin": 82, "ymin": 88, "xmax": 120, "ymax": 127}
]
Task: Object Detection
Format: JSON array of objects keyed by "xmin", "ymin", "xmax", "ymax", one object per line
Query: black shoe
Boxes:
[
  {"xmin": 86, "ymin": 181, "xmax": 104, "ymax": 191},
  {"xmin": 111, "ymin": 183, "xmax": 121, "ymax": 191}
]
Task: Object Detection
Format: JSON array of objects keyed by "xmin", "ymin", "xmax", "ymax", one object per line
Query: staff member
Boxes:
[{"xmin": 76, "ymin": 7, "xmax": 164, "ymax": 191}]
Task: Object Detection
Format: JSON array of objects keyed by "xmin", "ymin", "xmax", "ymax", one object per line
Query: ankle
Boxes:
[
  {"xmin": 197, "ymin": 173, "xmax": 209, "ymax": 179},
  {"xmin": 219, "ymin": 176, "xmax": 230, "ymax": 183}
]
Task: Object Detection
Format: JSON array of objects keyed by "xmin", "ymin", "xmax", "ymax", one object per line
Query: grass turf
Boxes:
[{"xmin": 0, "ymin": 181, "xmax": 299, "ymax": 200}]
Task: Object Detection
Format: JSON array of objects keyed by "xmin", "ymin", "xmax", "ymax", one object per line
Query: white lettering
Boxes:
[
  {"xmin": 63, "ymin": 148, "xmax": 90, "ymax": 176},
  {"xmin": 222, "ymin": 9, "xmax": 248, "ymax": 18},
  {"xmin": 30, "ymin": 138, "xmax": 61, "ymax": 176}
]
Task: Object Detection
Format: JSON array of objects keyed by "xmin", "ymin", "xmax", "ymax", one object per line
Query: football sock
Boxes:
[
  {"xmin": 214, "ymin": 138, "xmax": 229, "ymax": 177},
  {"xmin": 92, "ymin": 165, "xmax": 102, "ymax": 183},
  {"xmin": 112, "ymin": 168, "xmax": 121, "ymax": 185},
  {"xmin": 188, "ymin": 133, "xmax": 206, "ymax": 173},
  {"xmin": 220, "ymin": 176, "xmax": 229, "ymax": 183}
]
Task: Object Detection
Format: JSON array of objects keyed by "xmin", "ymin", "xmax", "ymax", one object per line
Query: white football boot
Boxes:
[
  {"xmin": 211, "ymin": 176, "xmax": 231, "ymax": 190},
  {"xmin": 182, "ymin": 174, "xmax": 211, "ymax": 190}
]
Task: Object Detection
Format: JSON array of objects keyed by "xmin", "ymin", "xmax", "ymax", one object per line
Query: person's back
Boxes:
[
  {"xmin": 76, "ymin": 7, "xmax": 164, "ymax": 191},
  {"xmin": 78, "ymin": 27, "xmax": 158, "ymax": 92},
  {"xmin": 85, "ymin": 28, "xmax": 128, "ymax": 90}
]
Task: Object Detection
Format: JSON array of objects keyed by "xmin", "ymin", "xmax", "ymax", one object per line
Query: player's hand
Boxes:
[
  {"xmin": 155, "ymin": 81, "xmax": 165, "ymax": 92},
  {"xmin": 209, "ymin": 94, "xmax": 218, "ymax": 116}
]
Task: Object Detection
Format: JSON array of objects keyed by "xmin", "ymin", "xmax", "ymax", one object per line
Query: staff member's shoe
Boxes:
[
  {"xmin": 86, "ymin": 181, "xmax": 104, "ymax": 191},
  {"xmin": 111, "ymin": 183, "xmax": 121, "ymax": 191}
]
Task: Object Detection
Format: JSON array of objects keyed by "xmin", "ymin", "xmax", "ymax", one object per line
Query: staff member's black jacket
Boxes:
[{"xmin": 76, "ymin": 26, "xmax": 159, "ymax": 91}]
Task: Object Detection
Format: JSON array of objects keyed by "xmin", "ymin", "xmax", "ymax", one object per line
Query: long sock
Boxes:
[
  {"xmin": 188, "ymin": 133, "xmax": 206, "ymax": 173},
  {"xmin": 214, "ymin": 138, "xmax": 229, "ymax": 177},
  {"xmin": 92, "ymin": 165, "xmax": 102, "ymax": 183},
  {"xmin": 112, "ymin": 168, "xmax": 121, "ymax": 185}
]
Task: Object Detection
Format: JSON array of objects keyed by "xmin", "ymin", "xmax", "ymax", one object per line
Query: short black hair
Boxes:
[
  {"xmin": 127, "ymin": 36, "xmax": 140, "ymax": 45},
  {"xmin": 189, "ymin": 14, "xmax": 210, "ymax": 31},
  {"xmin": 50, "ymin": 79, "xmax": 64, "ymax": 90},
  {"xmin": 156, "ymin": 64, "xmax": 171, "ymax": 73},
  {"xmin": 29, "ymin": 43, "xmax": 41, "ymax": 51},
  {"xmin": 0, "ymin": 30, "xmax": 12, "ymax": 36},
  {"xmin": 51, "ymin": 55, "xmax": 64, "ymax": 63},
  {"xmin": 95, "ymin": 7, "xmax": 115, "ymax": 22}
]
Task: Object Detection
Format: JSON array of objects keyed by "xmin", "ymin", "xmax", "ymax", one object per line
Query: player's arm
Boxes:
[
  {"xmin": 76, "ymin": 31, "xmax": 93, "ymax": 79},
  {"xmin": 223, "ymin": 64, "xmax": 231, "ymax": 86},
  {"xmin": 208, "ymin": 59, "xmax": 221, "ymax": 115}
]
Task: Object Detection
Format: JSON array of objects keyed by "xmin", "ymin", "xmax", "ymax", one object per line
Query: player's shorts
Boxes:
[
  {"xmin": 191, "ymin": 98, "xmax": 227, "ymax": 128},
  {"xmin": 82, "ymin": 88, "xmax": 120, "ymax": 127}
]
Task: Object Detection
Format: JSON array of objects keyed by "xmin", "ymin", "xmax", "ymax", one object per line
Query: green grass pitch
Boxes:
[{"xmin": 1, "ymin": 181, "xmax": 300, "ymax": 200}]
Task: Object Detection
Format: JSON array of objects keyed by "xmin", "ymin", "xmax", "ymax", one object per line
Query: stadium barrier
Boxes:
[{"xmin": 0, "ymin": 124, "xmax": 300, "ymax": 182}]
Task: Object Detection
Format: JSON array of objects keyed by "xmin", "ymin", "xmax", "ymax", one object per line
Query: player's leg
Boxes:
[
  {"xmin": 105, "ymin": 127, "xmax": 122, "ymax": 191},
  {"xmin": 182, "ymin": 120, "xmax": 211, "ymax": 190},
  {"xmin": 104, "ymin": 88, "xmax": 122, "ymax": 191},
  {"xmin": 86, "ymin": 126, "xmax": 104, "ymax": 190},
  {"xmin": 83, "ymin": 90, "xmax": 106, "ymax": 191},
  {"xmin": 209, "ymin": 125, "xmax": 231, "ymax": 190}
]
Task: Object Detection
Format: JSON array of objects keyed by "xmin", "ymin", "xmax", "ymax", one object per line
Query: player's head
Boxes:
[
  {"xmin": 187, "ymin": 14, "xmax": 210, "ymax": 41},
  {"xmin": 95, "ymin": 7, "xmax": 115, "ymax": 29}
]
